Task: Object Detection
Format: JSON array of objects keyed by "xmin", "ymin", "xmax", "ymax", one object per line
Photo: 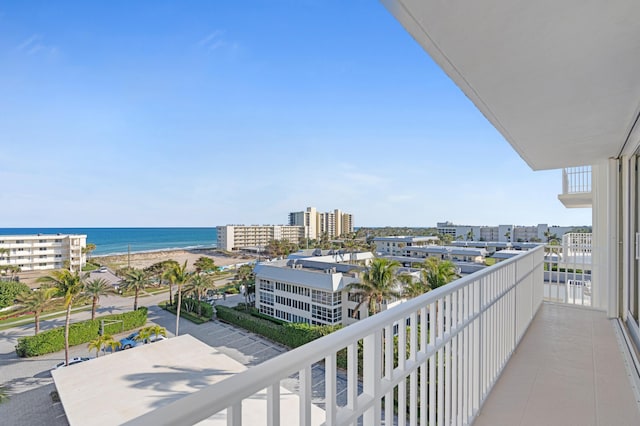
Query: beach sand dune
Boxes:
[{"xmin": 95, "ymin": 249, "xmax": 254, "ymax": 271}]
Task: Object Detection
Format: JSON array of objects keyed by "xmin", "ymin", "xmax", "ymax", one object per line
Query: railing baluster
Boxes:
[
  {"xmin": 325, "ymin": 353, "xmax": 336, "ymax": 426},
  {"xmin": 384, "ymin": 325, "xmax": 393, "ymax": 426},
  {"xmin": 437, "ymin": 297, "xmax": 444, "ymax": 426},
  {"xmin": 429, "ymin": 302, "xmax": 436, "ymax": 426},
  {"xmin": 363, "ymin": 330, "xmax": 382, "ymax": 425},
  {"xmin": 409, "ymin": 311, "xmax": 418, "ymax": 425},
  {"xmin": 420, "ymin": 306, "xmax": 427, "ymax": 426},
  {"xmin": 299, "ymin": 366, "xmax": 311, "ymax": 426},
  {"xmin": 267, "ymin": 384, "xmax": 280, "ymax": 426},
  {"xmin": 227, "ymin": 402, "xmax": 241, "ymax": 426},
  {"xmin": 347, "ymin": 342, "xmax": 357, "ymax": 426},
  {"xmin": 451, "ymin": 291, "xmax": 458, "ymax": 425},
  {"xmin": 398, "ymin": 317, "xmax": 407, "ymax": 426}
]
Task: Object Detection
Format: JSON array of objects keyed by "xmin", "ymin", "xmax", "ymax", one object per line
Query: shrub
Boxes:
[
  {"xmin": 162, "ymin": 303, "xmax": 209, "ymax": 324},
  {"xmin": 0, "ymin": 282, "xmax": 30, "ymax": 309},
  {"xmin": 15, "ymin": 307, "xmax": 148, "ymax": 357},
  {"xmin": 216, "ymin": 306, "xmax": 340, "ymax": 349},
  {"xmin": 180, "ymin": 298, "xmax": 213, "ymax": 318}
]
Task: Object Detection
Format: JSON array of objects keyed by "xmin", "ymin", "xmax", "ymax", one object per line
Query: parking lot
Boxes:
[
  {"xmin": 0, "ymin": 302, "xmax": 351, "ymax": 425},
  {"xmin": 0, "ymin": 298, "xmax": 362, "ymax": 425}
]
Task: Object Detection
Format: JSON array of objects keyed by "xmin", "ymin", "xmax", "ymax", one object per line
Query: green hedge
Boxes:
[
  {"xmin": 179, "ymin": 298, "xmax": 213, "ymax": 318},
  {"xmin": 162, "ymin": 303, "xmax": 209, "ymax": 324},
  {"xmin": 216, "ymin": 306, "xmax": 340, "ymax": 349},
  {"xmin": 0, "ymin": 282, "xmax": 30, "ymax": 309},
  {"xmin": 15, "ymin": 307, "xmax": 148, "ymax": 357}
]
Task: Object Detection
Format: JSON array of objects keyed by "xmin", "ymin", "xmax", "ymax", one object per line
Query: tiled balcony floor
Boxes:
[{"xmin": 475, "ymin": 303, "xmax": 640, "ymax": 426}]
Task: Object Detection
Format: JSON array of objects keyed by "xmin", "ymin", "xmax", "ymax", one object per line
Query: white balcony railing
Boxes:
[
  {"xmin": 544, "ymin": 233, "xmax": 594, "ymax": 307},
  {"xmin": 127, "ymin": 246, "xmax": 545, "ymax": 426},
  {"xmin": 561, "ymin": 166, "xmax": 591, "ymax": 194}
]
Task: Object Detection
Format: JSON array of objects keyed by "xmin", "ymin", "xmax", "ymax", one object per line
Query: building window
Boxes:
[
  {"xmin": 259, "ymin": 306, "xmax": 274, "ymax": 317},
  {"xmin": 259, "ymin": 291, "xmax": 274, "ymax": 306},
  {"xmin": 312, "ymin": 289, "xmax": 341, "ymax": 306},
  {"xmin": 260, "ymin": 280, "xmax": 274, "ymax": 292},
  {"xmin": 347, "ymin": 308, "xmax": 361, "ymax": 320}
]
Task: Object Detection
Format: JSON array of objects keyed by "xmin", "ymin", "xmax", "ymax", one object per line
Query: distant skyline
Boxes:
[{"xmin": 0, "ymin": 1, "xmax": 591, "ymax": 228}]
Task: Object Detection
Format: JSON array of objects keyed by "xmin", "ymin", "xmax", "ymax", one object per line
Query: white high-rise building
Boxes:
[{"xmin": 0, "ymin": 234, "xmax": 86, "ymax": 272}]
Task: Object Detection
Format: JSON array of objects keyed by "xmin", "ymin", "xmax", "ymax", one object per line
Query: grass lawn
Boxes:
[{"xmin": 0, "ymin": 305, "xmax": 92, "ymax": 331}]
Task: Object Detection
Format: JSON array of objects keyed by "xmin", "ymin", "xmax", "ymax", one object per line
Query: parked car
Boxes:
[
  {"xmin": 118, "ymin": 332, "xmax": 167, "ymax": 350},
  {"xmin": 52, "ymin": 357, "xmax": 91, "ymax": 370},
  {"xmin": 98, "ymin": 266, "xmax": 108, "ymax": 272}
]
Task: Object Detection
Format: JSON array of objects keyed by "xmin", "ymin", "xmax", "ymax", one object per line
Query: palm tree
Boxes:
[
  {"xmin": 347, "ymin": 258, "xmax": 401, "ymax": 317},
  {"xmin": 397, "ymin": 273, "xmax": 426, "ymax": 298},
  {"xmin": 15, "ymin": 287, "xmax": 56, "ymax": 335},
  {"xmin": 84, "ymin": 278, "xmax": 111, "ymax": 320},
  {"xmin": 185, "ymin": 274, "xmax": 212, "ymax": 316},
  {"xmin": 160, "ymin": 259, "xmax": 180, "ymax": 306},
  {"xmin": 138, "ymin": 324, "xmax": 167, "ymax": 341},
  {"xmin": 37, "ymin": 270, "xmax": 86, "ymax": 366},
  {"xmin": 82, "ymin": 243, "xmax": 97, "ymax": 261},
  {"xmin": 87, "ymin": 334, "xmax": 116, "ymax": 358},
  {"xmin": 421, "ymin": 257, "xmax": 459, "ymax": 291},
  {"xmin": 164, "ymin": 261, "xmax": 191, "ymax": 336},
  {"xmin": 193, "ymin": 257, "xmax": 217, "ymax": 275},
  {"xmin": 121, "ymin": 269, "xmax": 150, "ymax": 311},
  {"xmin": 235, "ymin": 264, "xmax": 255, "ymax": 308}
]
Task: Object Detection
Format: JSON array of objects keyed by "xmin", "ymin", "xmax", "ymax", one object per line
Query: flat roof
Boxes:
[{"xmin": 52, "ymin": 334, "xmax": 323, "ymax": 425}]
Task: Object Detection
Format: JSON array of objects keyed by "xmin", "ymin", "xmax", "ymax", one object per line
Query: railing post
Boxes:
[{"xmin": 363, "ymin": 329, "xmax": 382, "ymax": 425}]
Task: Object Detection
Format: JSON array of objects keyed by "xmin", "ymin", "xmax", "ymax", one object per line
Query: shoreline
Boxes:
[{"xmin": 92, "ymin": 245, "xmax": 218, "ymax": 258}]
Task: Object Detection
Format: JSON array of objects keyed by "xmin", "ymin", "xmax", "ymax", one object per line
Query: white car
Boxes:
[{"xmin": 52, "ymin": 357, "xmax": 91, "ymax": 370}]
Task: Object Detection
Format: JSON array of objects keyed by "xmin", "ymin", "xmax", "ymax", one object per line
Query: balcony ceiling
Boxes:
[{"xmin": 384, "ymin": 0, "xmax": 640, "ymax": 170}]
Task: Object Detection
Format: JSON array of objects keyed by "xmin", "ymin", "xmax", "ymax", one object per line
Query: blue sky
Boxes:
[{"xmin": 0, "ymin": 1, "xmax": 591, "ymax": 228}]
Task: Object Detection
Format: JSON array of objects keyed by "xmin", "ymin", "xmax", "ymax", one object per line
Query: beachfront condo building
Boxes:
[
  {"xmin": 100, "ymin": 4, "xmax": 640, "ymax": 425},
  {"xmin": 0, "ymin": 234, "xmax": 86, "ymax": 273},
  {"xmin": 436, "ymin": 221, "xmax": 580, "ymax": 242},
  {"xmin": 288, "ymin": 206, "xmax": 354, "ymax": 239},
  {"xmin": 216, "ymin": 225, "xmax": 305, "ymax": 251}
]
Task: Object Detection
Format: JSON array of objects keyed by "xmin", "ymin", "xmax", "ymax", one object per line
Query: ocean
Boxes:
[{"xmin": 0, "ymin": 228, "xmax": 218, "ymax": 256}]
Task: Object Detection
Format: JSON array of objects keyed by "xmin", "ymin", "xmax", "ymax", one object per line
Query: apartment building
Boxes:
[
  {"xmin": 288, "ymin": 206, "xmax": 354, "ymax": 239},
  {"xmin": 254, "ymin": 249, "xmax": 398, "ymax": 327},
  {"xmin": 437, "ymin": 221, "xmax": 578, "ymax": 242},
  {"xmin": 373, "ymin": 235, "xmax": 439, "ymax": 256},
  {"xmin": 216, "ymin": 225, "xmax": 305, "ymax": 251},
  {"xmin": 254, "ymin": 258, "xmax": 360, "ymax": 326},
  {"xmin": 0, "ymin": 234, "xmax": 86, "ymax": 272}
]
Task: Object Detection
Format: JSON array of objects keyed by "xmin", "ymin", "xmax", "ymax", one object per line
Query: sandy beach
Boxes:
[{"xmin": 94, "ymin": 248, "xmax": 254, "ymax": 272}]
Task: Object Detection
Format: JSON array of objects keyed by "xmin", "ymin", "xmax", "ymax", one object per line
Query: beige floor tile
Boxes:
[{"xmin": 475, "ymin": 303, "xmax": 640, "ymax": 426}]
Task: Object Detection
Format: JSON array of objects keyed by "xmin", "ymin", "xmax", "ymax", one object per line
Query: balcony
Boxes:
[
  {"xmin": 117, "ymin": 246, "xmax": 636, "ymax": 425},
  {"xmin": 558, "ymin": 166, "xmax": 593, "ymax": 208}
]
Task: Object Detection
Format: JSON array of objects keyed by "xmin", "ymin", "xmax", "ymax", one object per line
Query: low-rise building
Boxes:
[
  {"xmin": 0, "ymin": 234, "xmax": 86, "ymax": 272},
  {"xmin": 373, "ymin": 236, "xmax": 439, "ymax": 256},
  {"xmin": 436, "ymin": 221, "xmax": 581, "ymax": 242},
  {"xmin": 254, "ymin": 251, "xmax": 400, "ymax": 327}
]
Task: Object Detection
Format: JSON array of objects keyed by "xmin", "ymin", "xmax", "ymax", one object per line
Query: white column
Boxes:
[{"xmin": 592, "ymin": 159, "xmax": 619, "ymax": 317}]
